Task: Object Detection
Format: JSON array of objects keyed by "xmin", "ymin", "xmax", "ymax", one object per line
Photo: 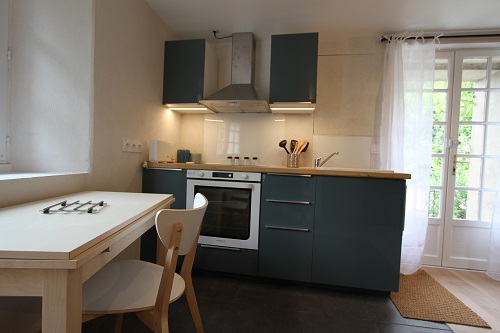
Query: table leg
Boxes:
[{"xmin": 42, "ymin": 269, "xmax": 82, "ymax": 333}]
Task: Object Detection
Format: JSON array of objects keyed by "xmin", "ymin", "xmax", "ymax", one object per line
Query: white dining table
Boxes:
[{"xmin": 0, "ymin": 191, "xmax": 174, "ymax": 332}]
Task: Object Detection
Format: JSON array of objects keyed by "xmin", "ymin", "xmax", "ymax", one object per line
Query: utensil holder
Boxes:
[{"xmin": 286, "ymin": 153, "xmax": 300, "ymax": 168}]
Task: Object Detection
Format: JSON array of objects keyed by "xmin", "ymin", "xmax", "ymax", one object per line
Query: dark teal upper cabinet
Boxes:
[
  {"xmin": 162, "ymin": 39, "xmax": 218, "ymax": 112},
  {"xmin": 269, "ymin": 33, "xmax": 318, "ymax": 106}
]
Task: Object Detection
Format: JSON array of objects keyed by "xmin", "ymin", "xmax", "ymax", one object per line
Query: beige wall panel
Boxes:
[
  {"xmin": 88, "ymin": 0, "xmax": 177, "ymax": 192},
  {"xmin": 180, "ymin": 114, "xmax": 205, "ymax": 155},
  {"xmin": 314, "ymin": 54, "xmax": 383, "ymax": 136}
]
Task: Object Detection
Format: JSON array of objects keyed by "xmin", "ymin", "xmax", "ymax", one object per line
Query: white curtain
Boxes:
[
  {"xmin": 378, "ymin": 37, "xmax": 435, "ymax": 274},
  {"xmin": 487, "ymin": 162, "xmax": 500, "ymax": 281}
]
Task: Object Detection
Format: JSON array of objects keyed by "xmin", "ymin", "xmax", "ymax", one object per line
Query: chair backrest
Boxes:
[{"xmin": 155, "ymin": 193, "xmax": 208, "ymax": 256}]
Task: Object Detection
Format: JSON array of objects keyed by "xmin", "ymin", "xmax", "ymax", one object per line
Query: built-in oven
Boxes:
[{"xmin": 186, "ymin": 170, "xmax": 261, "ymax": 250}]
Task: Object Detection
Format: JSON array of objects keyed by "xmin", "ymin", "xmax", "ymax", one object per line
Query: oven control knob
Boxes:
[
  {"xmin": 241, "ymin": 173, "xmax": 249, "ymax": 180},
  {"xmin": 198, "ymin": 171, "xmax": 204, "ymax": 177}
]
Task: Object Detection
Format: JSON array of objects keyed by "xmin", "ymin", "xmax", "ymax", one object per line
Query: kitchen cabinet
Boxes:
[
  {"xmin": 142, "ymin": 164, "xmax": 408, "ymax": 292},
  {"xmin": 269, "ymin": 32, "xmax": 318, "ymax": 114},
  {"xmin": 312, "ymin": 176, "xmax": 406, "ymax": 292},
  {"xmin": 141, "ymin": 168, "xmax": 187, "ymax": 262},
  {"xmin": 259, "ymin": 173, "xmax": 316, "ymax": 282},
  {"xmin": 163, "ymin": 39, "xmax": 218, "ymax": 113}
]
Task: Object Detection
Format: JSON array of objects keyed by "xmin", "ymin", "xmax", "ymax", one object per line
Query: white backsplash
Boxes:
[
  {"xmin": 203, "ymin": 113, "xmax": 286, "ymax": 165},
  {"xmin": 312, "ymin": 135, "xmax": 373, "ymax": 168}
]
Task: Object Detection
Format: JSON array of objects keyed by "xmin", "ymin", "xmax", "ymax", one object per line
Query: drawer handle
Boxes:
[
  {"xmin": 265, "ymin": 199, "xmax": 312, "ymax": 205},
  {"xmin": 265, "ymin": 225, "xmax": 310, "ymax": 232}
]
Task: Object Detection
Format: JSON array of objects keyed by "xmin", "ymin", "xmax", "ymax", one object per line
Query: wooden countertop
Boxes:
[{"xmin": 146, "ymin": 162, "xmax": 411, "ymax": 180}]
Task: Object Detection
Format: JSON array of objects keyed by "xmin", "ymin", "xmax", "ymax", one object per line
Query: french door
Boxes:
[{"xmin": 424, "ymin": 49, "xmax": 500, "ymax": 270}]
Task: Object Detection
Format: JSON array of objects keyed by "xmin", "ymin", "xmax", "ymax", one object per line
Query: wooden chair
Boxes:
[{"xmin": 82, "ymin": 193, "xmax": 208, "ymax": 333}]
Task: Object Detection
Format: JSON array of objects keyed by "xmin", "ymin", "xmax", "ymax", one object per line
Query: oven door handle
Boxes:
[
  {"xmin": 265, "ymin": 199, "xmax": 312, "ymax": 205},
  {"xmin": 200, "ymin": 244, "xmax": 242, "ymax": 251}
]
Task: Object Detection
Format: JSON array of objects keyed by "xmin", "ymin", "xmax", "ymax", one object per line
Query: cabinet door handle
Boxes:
[
  {"xmin": 265, "ymin": 199, "xmax": 312, "ymax": 205},
  {"xmin": 265, "ymin": 225, "xmax": 310, "ymax": 232}
]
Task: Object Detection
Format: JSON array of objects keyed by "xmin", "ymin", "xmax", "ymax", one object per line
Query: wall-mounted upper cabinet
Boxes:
[
  {"xmin": 163, "ymin": 39, "xmax": 218, "ymax": 114},
  {"xmin": 269, "ymin": 33, "xmax": 318, "ymax": 114}
]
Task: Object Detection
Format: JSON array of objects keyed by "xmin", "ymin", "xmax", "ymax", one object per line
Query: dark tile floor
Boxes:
[{"xmin": 82, "ymin": 271, "xmax": 453, "ymax": 333}]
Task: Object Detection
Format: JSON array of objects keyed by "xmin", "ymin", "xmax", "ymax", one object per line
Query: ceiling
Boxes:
[{"xmin": 146, "ymin": 0, "xmax": 500, "ymax": 42}]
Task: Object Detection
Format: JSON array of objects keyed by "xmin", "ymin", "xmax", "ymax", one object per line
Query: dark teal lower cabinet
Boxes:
[
  {"xmin": 142, "ymin": 169, "xmax": 407, "ymax": 292},
  {"xmin": 259, "ymin": 174, "xmax": 316, "ymax": 282},
  {"xmin": 259, "ymin": 225, "xmax": 313, "ymax": 282},
  {"xmin": 142, "ymin": 168, "xmax": 186, "ymax": 209},
  {"xmin": 194, "ymin": 246, "xmax": 259, "ymax": 276},
  {"xmin": 312, "ymin": 176, "xmax": 406, "ymax": 292},
  {"xmin": 142, "ymin": 168, "xmax": 186, "ymax": 263}
]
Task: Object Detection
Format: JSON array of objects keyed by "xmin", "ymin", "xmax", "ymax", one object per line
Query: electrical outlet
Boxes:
[{"xmin": 122, "ymin": 139, "xmax": 143, "ymax": 153}]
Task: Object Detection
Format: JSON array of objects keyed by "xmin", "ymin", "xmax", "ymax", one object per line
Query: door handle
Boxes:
[{"xmin": 452, "ymin": 155, "xmax": 457, "ymax": 176}]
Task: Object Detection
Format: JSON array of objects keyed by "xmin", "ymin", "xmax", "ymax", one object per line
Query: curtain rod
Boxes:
[{"xmin": 380, "ymin": 33, "xmax": 500, "ymax": 42}]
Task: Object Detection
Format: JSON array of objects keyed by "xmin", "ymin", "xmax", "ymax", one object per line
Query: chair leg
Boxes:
[
  {"xmin": 184, "ymin": 276, "xmax": 204, "ymax": 333},
  {"xmin": 114, "ymin": 313, "xmax": 123, "ymax": 333},
  {"xmin": 181, "ymin": 233, "xmax": 204, "ymax": 333}
]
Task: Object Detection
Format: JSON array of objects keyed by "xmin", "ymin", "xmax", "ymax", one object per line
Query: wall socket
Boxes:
[{"xmin": 122, "ymin": 139, "xmax": 143, "ymax": 153}]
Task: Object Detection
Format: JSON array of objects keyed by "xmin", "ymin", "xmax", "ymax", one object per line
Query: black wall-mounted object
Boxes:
[{"xmin": 269, "ymin": 32, "xmax": 319, "ymax": 104}]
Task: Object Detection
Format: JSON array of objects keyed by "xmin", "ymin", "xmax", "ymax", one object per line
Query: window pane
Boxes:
[
  {"xmin": 458, "ymin": 125, "xmax": 484, "ymax": 155},
  {"xmin": 460, "ymin": 91, "xmax": 486, "ymax": 122},
  {"xmin": 435, "ymin": 58, "xmax": 449, "ymax": 89},
  {"xmin": 430, "ymin": 157, "xmax": 443, "ymax": 186},
  {"xmin": 433, "ymin": 92, "xmax": 447, "ymax": 122},
  {"xmin": 461, "ymin": 57, "xmax": 488, "ymax": 89},
  {"xmin": 492, "ymin": 57, "xmax": 500, "ymax": 88},
  {"xmin": 432, "ymin": 125, "xmax": 445, "ymax": 154},
  {"xmin": 481, "ymin": 191, "xmax": 496, "ymax": 222},
  {"xmin": 428, "ymin": 189, "xmax": 441, "ymax": 218},
  {"xmin": 486, "ymin": 125, "xmax": 500, "ymax": 155},
  {"xmin": 484, "ymin": 158, "xmax": 499, "ymax": 189},
  {"xmin": 454, "ymin": 190, "xmax": 479, "ymax": 220},
  {"xmin": 489, "ymin": 91, "xmax": 500, "ymax": 121},
  {"xmin": 455, "ymin": 157, "xmax": 481, "ymax": 188}
]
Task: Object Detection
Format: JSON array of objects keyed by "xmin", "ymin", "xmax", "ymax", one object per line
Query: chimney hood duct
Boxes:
[{"xmin": 200, "ymin": 32, "xmax": 270, "ymax": 113}]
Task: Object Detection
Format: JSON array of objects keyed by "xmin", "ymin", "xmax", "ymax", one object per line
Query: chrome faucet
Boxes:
[{"xmin": 315, "ymin": 152, "xmax": 339, "ymax": 167}]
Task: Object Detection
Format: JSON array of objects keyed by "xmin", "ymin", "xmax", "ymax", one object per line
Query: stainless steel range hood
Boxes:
[{"xmin": 200, "ymin": 32, "xmax": 270, "ymax": 113}]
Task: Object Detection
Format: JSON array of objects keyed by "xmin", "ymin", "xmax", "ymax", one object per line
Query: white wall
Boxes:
[
  {"xmin": 0, "ymin": 0, "xmax": 8, "ymax": 165},
  {"xmin": 0, "ymin": 0, "xmax": 178, "ymax": 208},
  {"xmin": 9, "ymin": 0, "xmax": 94, "ymax": 173},
  {"xmin": 0, "ymin": 1, "xmax": 387, "ymax": 208},
  {"xmin": 179, "ymin": 34, "xmax": 385, "ymax": 168},
  {"xmin": 87, "ymin": 0, "xmax": 178, "ymax": 192}
]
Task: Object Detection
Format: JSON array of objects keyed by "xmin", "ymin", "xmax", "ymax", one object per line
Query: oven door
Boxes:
[{"xmin": 186, "ymin": 179, "xmax": 260, "ymax": 250}]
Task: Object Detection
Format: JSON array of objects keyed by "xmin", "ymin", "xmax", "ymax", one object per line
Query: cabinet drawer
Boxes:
[
  {"xmin": 260, "ymin": 200, "xmax": 314, "ymax": 229},
  {"xmin": 262, "ymin": 173, "xmax": 316, "ymax": 201},
  {"xmin": 259, "ymin": 226, "xmax": 313, "ymax": 282}
]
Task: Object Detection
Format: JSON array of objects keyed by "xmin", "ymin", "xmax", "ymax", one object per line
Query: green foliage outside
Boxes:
[{"xmin": 428, "ymin": 81, "xmax": 474, "ymax": 219}]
